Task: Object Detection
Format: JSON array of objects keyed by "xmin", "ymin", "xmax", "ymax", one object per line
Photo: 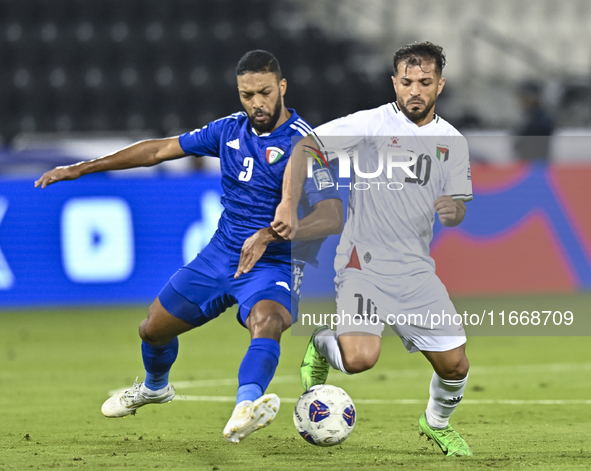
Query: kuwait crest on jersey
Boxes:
[
  {"xmin": 265, "ymin": 146, "xmax": 285, "ymax": 164},
  {"xmin": 436, "ymin": 145, "xmax": 449, "ymax": 162}
]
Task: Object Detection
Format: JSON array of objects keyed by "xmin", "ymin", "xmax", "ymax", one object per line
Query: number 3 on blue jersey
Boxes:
[{"xmin": 239, "ymin": 157, "xmax": 254, "ymax": 182}]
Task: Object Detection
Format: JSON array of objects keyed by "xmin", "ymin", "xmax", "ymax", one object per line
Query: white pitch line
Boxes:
[
  {"xmin": 108, "ymin": 362, "xmax": 591, "ymax": 396},
  {"xmin": 108, "ymin": 375, "xmax": 301, "ymax": 395},
  {"xmin": 174, "ymin": 396, "xmax": 591, "ymax": 405}
]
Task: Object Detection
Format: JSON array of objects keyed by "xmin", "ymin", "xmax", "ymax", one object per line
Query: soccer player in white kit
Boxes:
[{"xmin": 272, "ymin": 42, "xmax": 473, "ymax": 456}]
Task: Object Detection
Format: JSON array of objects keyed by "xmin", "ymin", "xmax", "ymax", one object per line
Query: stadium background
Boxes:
[
  {"xmin": 1, "ymin": 0, "xmax": 590, "ymax": 306},
  {"xmin": 2, "ymin": 1, "xmax": 591, "ymax": 469}
]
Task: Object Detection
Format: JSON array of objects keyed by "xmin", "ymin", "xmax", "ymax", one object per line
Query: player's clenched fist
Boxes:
[
  {"xmin": 433, "ymin": 195, "xmax": 466, "ymax": 227},
  {"xmin": 35, "ymin": 165, "xmax": 82, "ymax": 189},
  {"xmin": 271, "ymin": 200, "xmax": 297, "ymax": 240}
]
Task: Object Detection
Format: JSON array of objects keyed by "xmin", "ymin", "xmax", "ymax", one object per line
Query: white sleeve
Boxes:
[
  {"xmin": 443, "ymin": 136, "xmax": 473, "ymax": 201},
  {"xmin": 311, "ymin": 110, "xmax": 374, "ymax": 159}
]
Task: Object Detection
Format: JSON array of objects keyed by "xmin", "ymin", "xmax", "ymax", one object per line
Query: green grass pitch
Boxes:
[{"xmin": 1, "ymin": 293, "xmax": 591, "ymax": 470}]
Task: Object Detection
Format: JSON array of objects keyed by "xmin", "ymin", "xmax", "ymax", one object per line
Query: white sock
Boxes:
[
  {"xmin": 425, "ymin": 372, "xmax": 468, "ymax": 428},
  {"xmin": 140, "ymin": 383, "xmax": 169, "ymax": 397},
  {"xmin": 314, "ymin": 329, "xmax": 350, "ymax": 375}
]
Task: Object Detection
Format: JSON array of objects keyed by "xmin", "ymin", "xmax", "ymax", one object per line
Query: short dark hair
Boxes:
[
  {"xmin": 236, "ymin": 50, "xmax": 282, "ymax": 80},
  {"xmin": 393, "ymin": 41, "xmax": 446, "ymax": 76}
]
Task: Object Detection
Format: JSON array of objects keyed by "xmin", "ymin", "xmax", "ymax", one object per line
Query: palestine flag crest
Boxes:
[
  {"xmin": 265, "ymin": 146, "xmax": 285, "ymax": 164},
  {"xmin": 436, "ymin": 146, "xmax": 449, "ymax": 162}
]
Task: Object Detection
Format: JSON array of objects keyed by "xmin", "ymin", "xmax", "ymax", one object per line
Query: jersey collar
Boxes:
[
  {"xmin": 249, "ymin": 109, "xmax": 299, "ymax": 138},
  {"xmin": 252, "ymin": 128, "xmax": 271, "ymax": 137},
  {"xmin": 391, "ymin": 101, "xmax": 439, "ymax": 128}
]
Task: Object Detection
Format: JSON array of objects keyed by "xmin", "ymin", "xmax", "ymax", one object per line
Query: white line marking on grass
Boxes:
[
  {"xmin": 108, "ymin": 362, "xmax": 591, "ymax": 395},
  {"xmin": 107, "ymin": 376, "xmax": 300, "ymax": 395},
  {"xmin": 174, "ymin": 396, "xmax": 591, "ymax": 405}
]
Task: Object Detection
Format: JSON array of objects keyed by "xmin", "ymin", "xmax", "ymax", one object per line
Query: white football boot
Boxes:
[
  {"xmin": 101, "ymin": 378, "xmax": 175, "ymax": 418},
  {"xmin": 223, "ymin": 394, "xmax": 281, "ymax": 443}
]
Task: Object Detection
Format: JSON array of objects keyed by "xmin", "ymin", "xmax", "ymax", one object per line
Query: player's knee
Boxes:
[
  {"xmin": 139, "ymin": 319, "xmax": 170, "ymax": 346},
  {"xmin": 438, "ymin": 355, "xmax": 470, "ymax": 380},
  {"xmin": 455, "ymin": 355, "xmax": 470, "ymax": 379},
  {"xmin": 342, "ymin": 351, "xmax": 378, "ymax": 374}
]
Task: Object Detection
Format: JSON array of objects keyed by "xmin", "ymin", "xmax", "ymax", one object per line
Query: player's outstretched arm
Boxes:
[
  {"xmin": 434, "ymin": 196, "xmax": 467, "ymax": 227},
  {"xmin": 34, "ymin": 137, "xmax": 186, "ymax": 188},
  {"xmin": 235, "ymin": 198, "xmax": 343, "ymax": 278},
  {"xmin": 292, "ymin": 198, "xmax": 343, "ymax": 241},
  {"xmin": 271, "ymin": 135, "xmax": 313, "ymax": 239}
]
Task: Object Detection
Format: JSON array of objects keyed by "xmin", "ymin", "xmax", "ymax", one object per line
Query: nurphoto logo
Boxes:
[{"xmin": 304, "ymin": 145, "xmax": 419, "ymax": 190}]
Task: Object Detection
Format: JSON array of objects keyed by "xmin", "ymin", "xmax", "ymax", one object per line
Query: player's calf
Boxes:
[{"xmin": 234, "ymin": 301, "xmax": 287, "ymax": 424}]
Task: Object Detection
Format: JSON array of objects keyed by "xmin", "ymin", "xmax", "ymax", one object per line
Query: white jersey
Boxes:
[{"xmin": 312, "ymin": 102, "xmax": 472, "ymax": 277}]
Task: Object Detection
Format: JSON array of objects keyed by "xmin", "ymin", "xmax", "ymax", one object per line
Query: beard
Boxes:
[
  {"xmin": 398, "ymin": 96, "xmax": 436, "ymax": 124},
  {"xmin": 248, "ymin": 95, "xmax": 283, "ymax": 134}
]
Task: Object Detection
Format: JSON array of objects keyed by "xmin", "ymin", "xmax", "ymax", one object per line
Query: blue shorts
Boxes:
[{"xmin": 158, "ymin": 238, "xmax": 303, "ymax": 328}]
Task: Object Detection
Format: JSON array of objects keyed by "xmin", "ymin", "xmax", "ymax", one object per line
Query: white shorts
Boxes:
[{"xmin": 334, "ymin": 270, "xmax": 466, "ymax": 353}]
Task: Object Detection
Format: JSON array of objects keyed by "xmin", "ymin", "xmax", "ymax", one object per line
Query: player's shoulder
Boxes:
[
  {"xmin": 342, "ymin": 104, "xmax": 391, "ymax": 124},
  {"xmin": 314, "ymin": 104, "xmax": 389, "ymax": 135},
  {"xmin": 432, "ymin": 114, "xmax": 464, "ymax": 137},
  {"xmin": 186, "ymin": 111, "xmax": 247, "ymax": 135},
  {"xmin": 210, "ymin": 111, "xmax": 248, "ymax": 130},
  {"xmin": 214, "ymin": 111, "xmax": 248, "ymax": 123},
  {"xmin": 287, "ymin": 112, "xmax": 314, "ymax": 137}
]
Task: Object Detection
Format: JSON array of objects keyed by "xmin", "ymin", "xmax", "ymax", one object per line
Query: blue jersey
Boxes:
[{"xmin": 179, "ymin": 109, "xmax": 339, "ymax": 265}]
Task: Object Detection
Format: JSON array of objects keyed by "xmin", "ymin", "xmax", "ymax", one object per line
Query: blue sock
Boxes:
[
  {"xmin": 142, "ymin": 337, "xmax": 179, "ymax": 391},
  {"xmin": 236, "ymin": 338, "xmax": 280, "ymax": 404}
]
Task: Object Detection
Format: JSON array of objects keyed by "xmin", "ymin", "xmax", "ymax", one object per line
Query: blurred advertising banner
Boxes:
[
  {"xmin": 0, "ymin": 174, "xmax": 224, "ymax": 307},
  {"xmin": 433, "ymin": 161, "xmax": 591, "ymax": 296},
  {"xmin": 0, "ymin": 161, "xmax": 590, "ymax": 308}
]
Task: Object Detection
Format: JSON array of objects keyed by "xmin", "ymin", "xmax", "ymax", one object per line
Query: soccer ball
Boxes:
[{"xmin": 293, "ymin": 384, "xmax": 356, "ymax": 446}]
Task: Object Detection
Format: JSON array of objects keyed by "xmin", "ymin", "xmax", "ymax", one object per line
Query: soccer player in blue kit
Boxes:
[{"xmin": 35, "ymin": 50, "xmax": 343, "ymax": 443}]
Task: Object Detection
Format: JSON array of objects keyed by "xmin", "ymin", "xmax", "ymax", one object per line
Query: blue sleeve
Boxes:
[
  {"xmin": 303, "ymin": 159, "xmax": 341, "ymax": 207},
  {"xmin": 178, "ymin": 119, "xmax": 225, "ymax": 158}
]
